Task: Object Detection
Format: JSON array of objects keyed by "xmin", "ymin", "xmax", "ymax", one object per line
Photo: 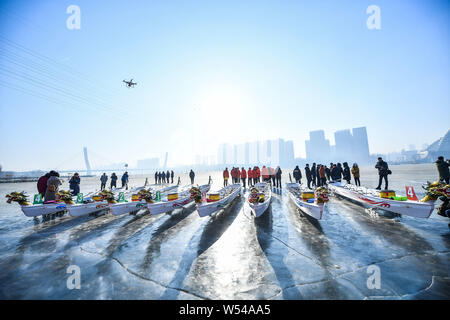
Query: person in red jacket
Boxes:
[
  {"xmin": 252, "ymin": 166, "xmax": 258, "ymax": 184},
  {"xmin": 262, "ymin": 166, "xmax": 270, "ymax": 182},
  {"xmin": 231, "ymin": 167, "xmax": 235, "ymax": 183},
  {"xmin": 247, "ymin": 167, "xmax": 253, "ymax": 187},
  {"xmin": 240, "ymin": 167, "xmax": 247, "ymax": 189},
  {"xmin": 223, "ymin": 167, "xmax": 229, "ymax": 187},
  {"xmin": 37, "ymin": 172, "xmax": 50, "ymax": 198}
]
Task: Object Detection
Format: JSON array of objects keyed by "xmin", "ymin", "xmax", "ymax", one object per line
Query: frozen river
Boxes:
[{"xmin": 0, "ymin": 164, "xmax": 449, "ymax": 299}]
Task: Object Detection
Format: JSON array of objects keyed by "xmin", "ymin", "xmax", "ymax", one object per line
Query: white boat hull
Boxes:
[
  {"xmin": 286, "ymin": 183, "xmax": 324, "ymax": 220},
  {"xmin": 197, "ymin": 184, "xmax": 241, "ymax": 217},
  {"xmin": 21, "ymin": 203, "xmax": 68, "ymax": 217},
  {"xmin": 329, "ymin": 182, "xmax": 434, "ymax": 218},
  {"xmin": 68, "ymin": 201, "xmax": 110, "ymax": 217},
  {"xmin": 147, "ymin": 184, "xmax": 211, "ymax": 215},
  {"xmin": 110, "ymin": 201, "xmax": 148, "ymax": 216},
  {"xmin": 249, "ymin": 182, "xmax": 272, "ymax": 217}
]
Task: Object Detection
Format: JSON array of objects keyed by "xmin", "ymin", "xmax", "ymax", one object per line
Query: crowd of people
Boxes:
[
  {"xmin": 154, "ymin": 170, "xmax": 175, "ymax": 184},
  {"xmin": 218, "ymin": 156, "xmax": 449, "ymax": 191},
  {"xmin": 100, "ymin": 172, "xmax": 129, "ymax": 190},
  {"xmin": 219, "ymin": 157, "xmax": 392, "ymax": 190},
  {"xmin": 33, "ymin": 156, "xmax": 449, "ymax": 204},
  {"xmin": 222, "ymin": 166, "xmax": 285, "ymax": 189}
]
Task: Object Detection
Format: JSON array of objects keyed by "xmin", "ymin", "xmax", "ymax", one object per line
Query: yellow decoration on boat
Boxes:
[
  {"xmin": 5, "ymin": 192, "xmax": 30, "ymax": 206},
  {"xmin": 209, "ymin": 193, "xmax": 220, "ymax": 201},
  {"xmin": 380, "ymin": 190, "xmax": 396, "ymax": 198},
  {"xmin": 301, "ymin": 191, "xmax": 315, "ymax": 199},
  {"xmin": 420, "ymin": 181, "xmax": 450, "ymax": 202},
  {"xmin": 56, "ymin": 190, "xmax": 74, "ymax": 204},
  {"xmin": 168, "ymin": 193, "xmax": 178, "ymax": 201}
]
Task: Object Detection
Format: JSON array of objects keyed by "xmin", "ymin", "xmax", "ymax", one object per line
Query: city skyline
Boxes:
[{"xmin": 0, "ymin": 1, "xmax": 449, "ymax": 171}]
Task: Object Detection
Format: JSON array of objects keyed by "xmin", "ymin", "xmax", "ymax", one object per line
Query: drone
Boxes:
[{"xmin": 123, "ymin": 79, "xmax": 137, "ymax": 88}]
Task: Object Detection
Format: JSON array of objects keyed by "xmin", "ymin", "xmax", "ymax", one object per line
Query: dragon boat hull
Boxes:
[{"xmin": 329, "ymin": 182, "xmax": 434, "ymax": 218}]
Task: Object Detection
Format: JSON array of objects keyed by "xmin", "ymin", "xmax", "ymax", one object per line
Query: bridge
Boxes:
[{"xmin": 55, "ymin": 147, "xmax": 168, "ymax": 175}]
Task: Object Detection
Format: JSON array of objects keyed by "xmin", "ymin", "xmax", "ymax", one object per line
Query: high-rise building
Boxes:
[
  {"xmin": 284, "ymin": 140, "xmax": 295, "ymax": 167},
  {"xmin": 305, "ymin": 130, "xmax": 331, "ymax": 163},
  {"xmin": 217, "ymin": 138, "xmax": 296, "ymax": 168},
  {"xmin": 248, "ymin": 141, "xmax": 259, "ymax": 165},
  {"xmin": 334, "ymin": 129, "xmax": 353, "ymax": 162},
  {"xmin": 236, "ymin": 143, "xmax": 246, "ymax": 165},
  {"xmin": 225, "ymin": 144, "xmax": 234, "ymax": 165},
  {"xmin": 259, "ymin": 140, "xmax": 271, "ymax": 165},
  {"xmin": 217, "ymin": 144, "xmax": 226, "ymax": 165},
  {"xmin": 352, "ymin": 127, "xmax": 370, "ymax": 164}
]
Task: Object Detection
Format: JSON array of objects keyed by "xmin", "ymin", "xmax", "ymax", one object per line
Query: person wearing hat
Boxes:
[
  {"xmin": 375, "ymin": 157, "xmax": 389, "ymax": 190},
  {"xmin": 69, "ymin": 173, "xmax": 81, "ymax": 196},
  {"xmin": 436, "ymin": 156, "xmax": 450, "ymax": 184}
]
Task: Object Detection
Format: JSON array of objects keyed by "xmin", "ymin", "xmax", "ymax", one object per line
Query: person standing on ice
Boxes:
[
  {"xmin": 311, "ymin": 163, "xmax": 317, "ymax": 187},
  {"xmin": 240, "ymin": 167, "xmax": 247, "ymax": 189},
  {"xmin": 154, "ymin": 171, "xmax": 158, "ymax": 184},
  {"xmin": 261, "ymin": 166, "xmax": 270, "ymax": 183},
  {"xmin": 100, "ymin": 173, "xmax": 108, "ymax": 190},
  {"xmin": 189, "ymin": 169, "xmax": 195, "ymax": 185},
  {"xmin": 436, "ymin": 156, "xmax": 450, "ymax": 184},
  {"xmin": 305, "ymin": 164, "xmax": 312, "ymax": 189},
  {"xmin": 275, "ymin": 166, "xmax": 282, "ymax": 188},
  {"xmin": 293, "ymin": 166, "xmax": 302, "ymax": 183},
  {"xmin": 166, "ymin": 170, "xmax": 170, "ymax": 184},
  {"xmin": 375, "ymin": 157, "xmax": 389, "ymax": 190},
  {"xmin": 351, "ymin": 163, "xmax": 360, "ymax": 186},
  {"xmin": 121, "ymin": 172, "xmax": 129, "ymax": 190},
  {"xmin": 325, "ymin": 165, "xmax": 331, "ymax": 181},
  {"xmin": 342, "ymin": 162, "xmax": 351, "ymax": 184},
  {"xmin": 223, "ymin": 167, "xmax": 229, "ymax": 187},
  {"xmin": 255, "ymin": 166, "xmax": 261, "ymax": 184},
  {"xmin": 171, "ymin": 170, "xmax": 174, "ymax": 183},
  {"xmin": 110, "ymin": 173, "xmax": 118, "ymax": 189},
  {"xmin": 318, "ymin": 165, "xmax": 326, "ymax": 186},
  {"xmin": 247, "ymin": 167, "xmax": 253, "ymax": 187}
]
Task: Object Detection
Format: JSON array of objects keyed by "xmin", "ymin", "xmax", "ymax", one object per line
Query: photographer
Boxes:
[{"xmin": 435, "ymin": 156, "xmax": 450, "ymax": 184}]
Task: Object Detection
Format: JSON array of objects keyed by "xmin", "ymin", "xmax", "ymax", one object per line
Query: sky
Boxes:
[{"xmin": 0, "ymin": 0, "xmax": 449, "ymax": 171}]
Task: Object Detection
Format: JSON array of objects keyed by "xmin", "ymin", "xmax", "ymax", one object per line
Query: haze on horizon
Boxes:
[{"xmin": 0, "ymin": 0, "xmax": 449, "ymax": 171}]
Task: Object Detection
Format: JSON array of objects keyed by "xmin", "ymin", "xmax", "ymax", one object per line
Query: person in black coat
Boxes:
[
  {"xmin": 342, "ymin": 162, "xmax": 351, "ymax": 184},
  {"xmin": 121, "ymin": 172, "xmax": 129, "ymax": 190},
  {"xmin": 311, "ymin": 163, "xmax": 316, "ymax": 187},
  {"xmin": 336, "ymin": 163, "xmax": 343, "ymax": 181},
  {"xmin": 330, "ymin": 164, "xmax": 340, "ymax": 182},
  {"xmin": 316, "ymin": 165, "xmax": 321, "ymax": 186},
  {"xmin": 189, "ymin": 169, "xmax": 195, "ymax": 184},
  {"xmin": 154, "ymin": 171, "xmax": 158, "ymax": 184},
  {"xmin": 69, "ymin": 173, "xmax": 80, "ymax": 196},
  {"xmin": 293, "ymin": 166, "xmax": 302, "ymax": 183},
  {"xmin": 305, "ymin": 164, "xmax": 312, "ymax": 189},
  {"xmin": 162, "ymin": 171, "xmax": 166, "ymax": 183},
  {"xmin": 171, "ymin": 170, "xmax": 174, "ymax": 183},
  {"xmin": 110, "ymin": 172, "xmax": 118, "ymax": 189},
  {"xmin": 325, "ymin": 165, "xmax": 331, "ymax": 181},
  {"xmin": 166, "ymin": 170, "xmax": 170, "ymax": 184},
  {"xmin": 375, "ymin": 157, "xmax": 390, "ymax": 190},
  {"xmin": 275, "ymin": 166, "xmax": 282, "ymax": 188}
]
